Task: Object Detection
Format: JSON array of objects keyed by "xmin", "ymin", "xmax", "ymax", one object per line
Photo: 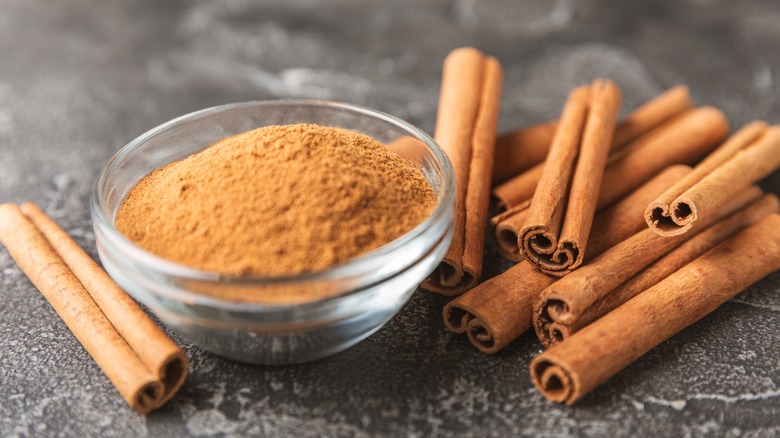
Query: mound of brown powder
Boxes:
[{"xmin": 116, "ymin": 123, "xmax": 436, "ymax": 277}]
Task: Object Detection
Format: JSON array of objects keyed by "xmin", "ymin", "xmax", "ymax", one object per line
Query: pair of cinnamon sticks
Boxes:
[
  {"xmin": 0, "ymin": 203, "xmax": 187, "ymax": 413},
  {"xmin": 422, "ymin": 48, "xmax": 502, "ymax": 294},
  {"xmin": 426, "ymin": 47, "xmax": 780, "ymax": 405}
]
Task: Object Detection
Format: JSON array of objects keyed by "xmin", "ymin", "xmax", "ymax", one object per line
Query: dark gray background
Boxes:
[{"xmin": 1, "ymin": 0, "xmax": 779, "ymax": 436}]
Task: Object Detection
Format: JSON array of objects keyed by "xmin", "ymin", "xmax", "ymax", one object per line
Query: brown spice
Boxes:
[{"xmin": 116, "ymin": 123, "xmax": 436, "ymax": 277}]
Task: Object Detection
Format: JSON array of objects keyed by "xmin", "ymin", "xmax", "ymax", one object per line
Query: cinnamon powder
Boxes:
[{"xmin": 116, "ymin": 123, "xmax": 436, "ymax": 277}]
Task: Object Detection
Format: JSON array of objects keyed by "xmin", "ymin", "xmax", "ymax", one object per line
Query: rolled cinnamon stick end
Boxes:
[
  {"xmin": 531, "ymin": 214, "xmax": 780, "ymax": 405},
  {"xmin": 443, "ymin": 165, "xmax": 690, "ymax": 354},
  {"xmin": 0, "ymin": 203, "xmax": 187, "ymax": 413},
  {"xmin": 596, "ymin": 106, "xmax": 730, "ymax": 209},
  {"xmin": 646, "ymin": 122, "xmax": 780, "ymax": 236},
  {"xmin": 422, "ymin": 47, "xmax": 503, "ymax": 295},
  {"xmin": 442, "ymin": 261, "xmax": 554, "ymax": 353},
  {"xmin": 490, "ymin": 201, "xmax": 530, "ymax": 261},
  {"xmin": 521, "ymin": 79, "xmax": 622, "ymax": 275}
]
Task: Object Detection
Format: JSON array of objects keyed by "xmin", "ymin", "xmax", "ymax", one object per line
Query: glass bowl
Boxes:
[{"xmin": 91, "ymin": 100, "xmax": 455, "ymax": 365}]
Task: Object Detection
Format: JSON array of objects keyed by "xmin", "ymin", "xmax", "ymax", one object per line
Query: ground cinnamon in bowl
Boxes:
[{"xmin": 116, "ymin": 123, "xmax": 436, "ymax": 278}]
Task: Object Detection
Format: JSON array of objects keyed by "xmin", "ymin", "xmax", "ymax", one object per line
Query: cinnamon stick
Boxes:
[
  {"xmin": 0, "ymin": 203, "xmax": 187, "ymax": 413},
  {"xmin": 646, "ymin": 122, "xmax": 780, "ymax": 236},
  {"xmin": 611, "ymin": 85, "xmax": 692, "ymax": 148},
  {"xmin": 492, "ymin": 121, "xmax": 557, "ymax": 185},
  {"xmin": 421, "ymin": 47, "xmax": 503, "ymax": 295},
  {"xmin": 519, "ymin": 80, "xmax": 622, "ymax": 275},
  {"xmin": 493, "ymin": 85, "xmax": 693, "ymax": 207},
  {"xmin": 539, "ymin": 193, "xmax": 779, "ymax": 346},
  {"xmin": 492, "ymin": 164, "xmax": 544, "ymax": 213},
  {"xmin": 530, "ymin": 214, "xmax": 780, "ymax": 405},
  {"xmin": 493, "ymin": 106, "xmax": 729, "ymax": 261},
  {"xmin": 443, "ymin": 165, "xmax": 691, "ymax": 353},
  {"xmin": 533, "ymin": 186, "xmax": 768, "ymax": 347}
]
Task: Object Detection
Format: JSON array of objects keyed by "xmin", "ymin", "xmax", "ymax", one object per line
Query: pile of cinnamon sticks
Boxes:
[{"xmin": 423, "ymin": 47, "xmax": 780, "ymax": 404}]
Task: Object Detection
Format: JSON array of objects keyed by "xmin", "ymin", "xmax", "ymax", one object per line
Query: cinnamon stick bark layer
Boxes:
[
  {"xmin": 519, "ymin": 80, "xmax": 622, "ymax": 275},
  {"xmin": 421, "ymin": 47, "xmax": 502, "ymax": 295},
  {"xmin": 538, "ymin": 193, "xmax": 779, "ymax": 346},
  {"xmin": 493, "ymin": 106, "xmax": 729, "ymax": 261},
  {"xmin": 492, "ymin": 164, "xmax": 543, "ymax": 213},
  {"xmin": 611, "ymin": 85, "xmax": 692, "ymax": 148},
  {"xmin": 443, "ymin": 165, "xmax": 691, "ymax": 354},
  {"xmin": 492, "ymin": 85, "xmax": 693, "ymax": 208},
  {"xmin": 0, "ymin": 203, "xmax": 187, "ymax": 413},
  {"xmin": 530, "ymin": 214, "xmax": 780, "ymax": 405},
  {"xmin": 492, "ymin": 121, "xmax": 557, "ymax": 185},
  {"xmin": 646, "ymin": 122, "xmax": 780, "ymax": 236},
  {"xmin": 533, "ymin": 187, "xmax": 770, "ymax": 347}
]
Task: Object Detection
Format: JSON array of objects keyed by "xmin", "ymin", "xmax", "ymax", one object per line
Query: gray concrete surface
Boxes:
[{"xmin": 1, "ymin": 0, "xmax": 779, "ymax": 436}]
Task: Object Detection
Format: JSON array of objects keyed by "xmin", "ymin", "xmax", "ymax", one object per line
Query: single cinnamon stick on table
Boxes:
[
  {"xmin": 443, "ymin": 165, "xmax": 691, "ymax": 353},
  {"xmin": 646, "ymin": 122, "xmax": 780, "ymax": 236},
  {"xmin": 519, "ymin": 80, "xmax": 622, "ymax": 275},
  {"xmin": 492, "ymin": 85, "xmax": 693, "ymax": 207},
  {"xmin": 421, "ymin": 47, "xmax": 502, "ymax": 295},
  {"xmin": 531, "ymin": 214, "xmax": 780, "ymax": 405},
  {"xmin": 0, "ymin": 203, "xmax": 187, "ymax": 413},
  {"xmin": 538, "ymin": 192, "xmax": 779, "ymax": 346},
  {"xmin": 493, "ymin": 106, "xmax": 729, "ymax": 261},
  {"xmin": 533, "ymin": 186, "xmax": 768, "ymax": 347}
]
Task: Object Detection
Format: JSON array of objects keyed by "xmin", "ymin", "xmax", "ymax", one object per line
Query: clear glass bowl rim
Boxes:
[{"xmin": 91, "ymin": 99, "xmax": 455, "ymax": 311}]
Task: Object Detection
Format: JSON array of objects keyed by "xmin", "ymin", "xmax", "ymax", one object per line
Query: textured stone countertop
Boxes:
[{"xmin": 1, "ymin": 0, "xmax": 779, "ymax": 436}]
